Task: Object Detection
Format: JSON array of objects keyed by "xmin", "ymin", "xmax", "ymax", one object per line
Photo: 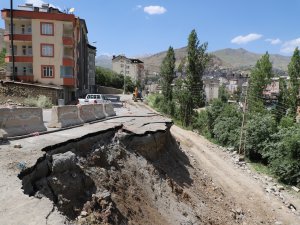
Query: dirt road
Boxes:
[{"xmin": 171, "ymin": 125, "xmax": 300, "ymax": 225}]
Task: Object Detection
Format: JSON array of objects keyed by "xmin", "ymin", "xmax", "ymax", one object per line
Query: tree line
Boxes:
[{"xmin": 149, "ymin": 29, "xmax": 300, "ymax": 186}]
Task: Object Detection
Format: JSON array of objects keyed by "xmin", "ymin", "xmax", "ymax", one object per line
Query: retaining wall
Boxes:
[{"xmin": 0, "ymin": 107, "xmax": 46, "ymax": 137}]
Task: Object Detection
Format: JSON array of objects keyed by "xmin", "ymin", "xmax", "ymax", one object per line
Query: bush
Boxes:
[
  {"xmin": 24, "ymin": 95, "xmax": 53, "ymax": 108},
  {"xmin": 265, "ymin": 125, "xmax": 300, "ymax": 185},
  {"xmin": 192, "ymin": 110, "xmax": 211, "ymax": 137},
  {"xmin": 245, "ymin": 113, "xmax": 277, "ymax": 161}
]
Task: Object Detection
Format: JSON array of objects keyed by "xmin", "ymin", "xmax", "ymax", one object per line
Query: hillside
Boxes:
[
  {"xmin": 141, "ymin": 47, "xmax": 291, "ymax": 73},
  {"xmin": 95, "ymin": 55, "xmax": 112, "ymax": 69},
  {"xmin": 213, "ymin": 48, "xmax": 290, "ymax": 71}
]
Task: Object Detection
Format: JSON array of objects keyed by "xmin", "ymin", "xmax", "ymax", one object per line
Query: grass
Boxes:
[
  {"xmin": 248, "ymin": 162, "xmax": 273, "ymax": 176},
  {"xmin": 24, "ymin": 95, "xmax": 53, "ymax": 108}
]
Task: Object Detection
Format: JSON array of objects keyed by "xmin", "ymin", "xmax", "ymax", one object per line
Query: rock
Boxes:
[
  {"xmin": 274, "ymin": 221, "xmax": 283, "ymax": 225},
  {"xmin": 80, "ymin": 211, "xmax": 88, "ymax": 217},
  {"xmin": 277, "ymin": 185, "xmax": 284, "ymax": 191},
  {"xmin": 14, "ymin": 144, "xmax": 22, "ymax": 148},
  {"xmin": 51, "ymin": 151, "xmax": 77, "ymax": 173},
  {"xmin": 292, "ymin": 186, "xmax": 300, "ymax": 192}
]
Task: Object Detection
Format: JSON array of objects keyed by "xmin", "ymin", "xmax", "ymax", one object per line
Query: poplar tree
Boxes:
[
  {"xmin": 248, "ymin": 52, "xmax": 273, "ymax": 112},
  {"xmin": 186, "ymin": 29, "xmax": 210, "ymax": 108},
  {"xmin": 160, "ymin": 46, "xmax": 176, "ymax": 102},
  {"xmin": 287, "ymin": 47, "xmax": 300, "ymax": 117}
]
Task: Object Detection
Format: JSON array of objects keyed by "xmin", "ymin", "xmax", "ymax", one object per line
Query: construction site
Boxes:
[{"xmin": 0, "ymin": 96, "xmax": 299, "ymax": 225}]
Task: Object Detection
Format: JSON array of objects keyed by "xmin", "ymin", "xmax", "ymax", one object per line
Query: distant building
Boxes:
[
  {"xmin": 112, "ymin": 55, "xmax": 144, "ymax": 82},
  {"xmin": 204, "ymin": 78, "xmax": 219, "ymax": 102},
  {"xmin": 87, "ymin": 44, "xmax": 96, "ymax": 93},
  {"xmin": 1, "ymin": 3, "xmax": 96, "ymax": 102}
]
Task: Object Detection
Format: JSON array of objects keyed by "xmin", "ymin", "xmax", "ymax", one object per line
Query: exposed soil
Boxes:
[{"xmin": 19, "ymin": 125, "xmax": 250, "ymax": 225}]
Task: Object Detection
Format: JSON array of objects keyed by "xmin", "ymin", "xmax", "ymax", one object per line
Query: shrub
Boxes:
[
  {"xmin": 192, "ymin": 110, "xmax": 211, "ymax": 137},
  {"xmin": 24, "ymin": 95, "xmax": 53, "ymax": 108},
  {"xmin": 265, "ymin": 125, "xmax": 300, "ymax": 185},
  {"xmin": 244, "ymin": 113, "xmax": 277, "ymax": 161}
]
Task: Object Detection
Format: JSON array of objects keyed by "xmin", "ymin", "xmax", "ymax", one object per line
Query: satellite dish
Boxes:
[{"xmin": 69, "ymin": 8, "xmax": 75, "ymax": 13}]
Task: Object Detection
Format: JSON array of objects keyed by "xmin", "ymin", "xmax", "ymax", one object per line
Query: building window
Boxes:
[
  {"xmin": 41, "ymin": 44, "xmax": 54, "ymax": 57},
  {"xmin": 28, "ymin": 46, "xmax": 32, "ymax": 55},
  {"xmin": 21, "ymin": 25, "xmax": 25, "ymax": 34},
  {"xmin": 120, "ymin": 64, "xmax": 124, "ymax": 68},
  {"xmin": 41, "ymin": 65, "xmax": 54, "ymax": 78},
  {"xmin": 27, "ymin": 25, "xmax": 32, "ymax": 33},
  {"xmin": 23, "ymin": 67, "xmax": 27, "ymax": 74},
  {"xmin": 41, "ymin": 22, "xmax": 54, "ymax": 35},
  {"xmin": 60, "ymin": 66, "xmax": 73, "ymax": 78},
  {"xmin": 22, "ymin": 46, "xmax": 26, "ymax": 55}
]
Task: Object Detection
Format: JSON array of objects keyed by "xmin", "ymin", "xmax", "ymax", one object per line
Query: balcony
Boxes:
[
  {"xmin": 63, "ymin": 58, "xmax": 74, "ymax": 67},
  {"xmin": 5, "ymin": 71, "xmax": 34, "ymax": 82},
  {"xmin": 63, "ymin": 78, "xmax": 75, "ymax": 86},
  {"xmin": 62, "ymin": 36, "xmax": 74, "ymax": 46},
  {"xmin": 4, "ymin": 32, "xmax": 32, "ymax": 42},
  {"xmin": 5, "ymin": 56, "xmax": 33, "ymax": 63}
]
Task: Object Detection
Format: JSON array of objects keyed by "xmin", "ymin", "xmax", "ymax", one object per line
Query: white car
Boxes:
[{"xmin": 78, "ymin": 94, "xmax": 110, "ymax": 105}]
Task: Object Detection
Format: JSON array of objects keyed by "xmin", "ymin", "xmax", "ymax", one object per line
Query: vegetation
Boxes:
[
  {"xmin": 147, "ymin": 48, "xmax": 300, "ymax": 187},
  {"xmin": 160, "ymin": 46, "xmax": 176, "ymax": 102},
  {"xmin": 0, "ymin": 48, "xmax": 6, "ymax": 67},
  {"xmin": 186, "ymin": 29, "xmax": 210, "ymax": 108},
  {"xmin": 287, "ymin": 47, "xmax": 300, "ymax": 117},
  {"xmin": 248, "ymin": 52, "xmax": 273, "ymax": 113},
  {"xmin": 24, "ymin": 95, "xmax": 53, "ymax": 108},
  {"xmin": 95, "ymin": 66, "xmax": 135, "ymax": 93}
]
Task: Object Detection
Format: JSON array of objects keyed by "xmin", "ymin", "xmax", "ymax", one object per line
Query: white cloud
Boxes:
[
  {"xmin": 136, "ymin": 5, "xmax": 142, "ymax": 9},
  {"xmin": 280, "ymin": 38, "xmax": 300, "ymax": 54},
  {"xmin": 231, "ymin": 33, "xmax": 263, "ymax": 44},
  {"xmin": 265, "ymin": 38, "xmax": 282, "ymax": 45},
  {"xmin": 143, "ymin": 6, "xmax": 167, "ymax": 15},
  {"xmin": 24, "ymin": 0, "xmax": 59, "ymax": 9}
]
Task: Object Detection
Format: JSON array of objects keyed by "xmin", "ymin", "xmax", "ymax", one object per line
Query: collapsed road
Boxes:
[{"xmin": 0, "ymin": 96, "xmax": 299, "ymax": 225}]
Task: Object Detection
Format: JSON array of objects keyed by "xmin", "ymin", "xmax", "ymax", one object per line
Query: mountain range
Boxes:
[{"xmin": 95, "ymin": 47, "xmax": 291, "ymax": 72}]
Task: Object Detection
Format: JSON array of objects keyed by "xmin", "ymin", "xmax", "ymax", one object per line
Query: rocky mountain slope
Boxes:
[{"xmin": 140, "ymin": 47, "xmax": 290, "ymax": 73}]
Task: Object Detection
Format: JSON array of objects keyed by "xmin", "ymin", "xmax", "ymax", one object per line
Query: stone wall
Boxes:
[
  {"xmin": 0, "ymin": 81, "xmax": 63, "ymax": 104},
  {"xmin": 96, "ymin": 85, "xmax": 123, "ymax": 94}
]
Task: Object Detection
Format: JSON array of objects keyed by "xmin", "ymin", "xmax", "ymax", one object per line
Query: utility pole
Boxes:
[
  {"xmin": 238, "ymin": 78, "xmax": 249, "ymax": 157},
  {"xmin": 10, "ymin": 0, "xmax": 15, "ymax": 81}
]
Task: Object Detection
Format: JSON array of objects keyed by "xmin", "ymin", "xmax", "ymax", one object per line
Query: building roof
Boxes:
[
  {"xmin": 112, "ymin": 55, "xmax": 143, "ymax": 64},
  {"xmin": 1, "ymin": 8, "xmax": 75, "ymax": 22},
  {"xmin": 87, "ymin": 44, "xmax": 96, "ymax": 50}
]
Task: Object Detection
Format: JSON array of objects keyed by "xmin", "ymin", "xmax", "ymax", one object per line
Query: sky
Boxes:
[{"xmin": 1, "ymin": 0, "xmax": 300, "ymax": 57}]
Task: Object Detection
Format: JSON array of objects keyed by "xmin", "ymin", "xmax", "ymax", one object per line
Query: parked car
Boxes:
[{"xmin": 78, "ymin": 94, "xmax": 110, "ymax": 105}]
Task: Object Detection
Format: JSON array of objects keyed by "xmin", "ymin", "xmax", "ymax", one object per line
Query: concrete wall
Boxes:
[
  {"xmin": 0, "ymin": 81, "xmax": 63, "ymax": 104},
  {"xmin": 96, "ymin": 85, "xmax": 123, "ymax": 94}
]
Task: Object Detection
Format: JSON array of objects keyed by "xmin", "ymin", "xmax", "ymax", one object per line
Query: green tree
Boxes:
[
  {"xmin": 218, "ymin": 84, "xmax": 230, "ymax": 103},
  {"xmin": 287, "ymin": 47, "xmax": 300, "ymax": 117},
  {"xmin": 244, "ymin": 113, "xmax": 277, "ymax": 161},
  {"xmin": 265, "ymin": 125, "xmax": 300, "ymax": 185},
  {"xmin": 0, "ymin": 48, "xmax": 6, "ymax": 67},
  {"xmin": 174, "ymin": 78, "xmax": 193, "ymax": 127},
  {"xmin": 160, "ymin": 46, "xmax": 176, "ymax": 102},
  {"xmin": 274, "ymin": 78, "xmax": 289, "ymax": 122},
  {"xmin": 248, "ymin": 52, "xmax": 273, "ymax": 113},
  {"xmin": 186, "ymin": 29, "xmax": 210, "ymax": 108}
]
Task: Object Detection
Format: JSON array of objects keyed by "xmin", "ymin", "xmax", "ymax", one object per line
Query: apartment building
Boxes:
[
  {"xmin": 1, "ymin": 4, "xmax": 96, "ymax": 102},
  {"xmin": 112, "ymin": 55, "xmax": 144, "ymax": 82}
]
